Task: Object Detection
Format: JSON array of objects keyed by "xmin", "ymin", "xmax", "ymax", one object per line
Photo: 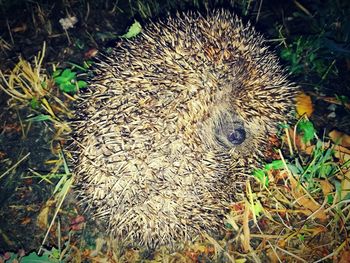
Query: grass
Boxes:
[{"xmin": 0, "ymin": 42, "xmax": 73, "ymax": 140}]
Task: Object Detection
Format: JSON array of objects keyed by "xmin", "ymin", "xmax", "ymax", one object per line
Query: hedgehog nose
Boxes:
[{"xmin": 228, "ymin": 127, "xmax": 246, "ymax": 145}]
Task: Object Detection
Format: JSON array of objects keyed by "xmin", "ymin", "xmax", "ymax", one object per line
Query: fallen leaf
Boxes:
[
  {"xmin": 0, "ymin": 151, "xmax": 6, "ymax": 159},
  {"xmin": 266, "ymin": 248, "xmax": 281, "ymax": 263},
  {"xmin": 339, "ymin": 249, "xmax": 350, "ymax": 263},
  {"xmin": 12, "ymin": 23, "xmax": 27, "ymax": 33},
  {"xmin": 333, "ymin": 145, "xmax": 350, "ymax": 163},
  {"xmin": 21, "ymin": 217, "xmax": 31, "ymax": 225},
  {"xmin": 37, "ymin": 200, "xmax": 55, "ymax": 230},
  {"xmin": 84, "ymin": 48, "xmax": 98, "ymax": 59},
  {"xmin": 329, "ymin": 130, "xmax": 350, "ymax": 148},
  {"xmin": 309, "ymin": 225, "xmax": 327, "ymax": 236},
  {"xmin": 340, "ymin": 170, "xmax": 350, "ymax": 201},
  {"xmin": 296, "ymin": 92, "xmax": 314, "ymax": 117},
  {"xmin": 318, "ymin": 180, "xmax": 334, "ymax": 196},
  {"xmin": 287, "ymin": 173, "xmax": 328, "ymax": 221},
  {"xmin": 70, "ymin": 215, "xmax": 85, "ymax": 231}
]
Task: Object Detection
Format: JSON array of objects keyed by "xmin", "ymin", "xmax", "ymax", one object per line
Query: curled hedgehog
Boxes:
[{"xmin": 73, "ymin": 9, "xmax": 298, "ymax": 248}]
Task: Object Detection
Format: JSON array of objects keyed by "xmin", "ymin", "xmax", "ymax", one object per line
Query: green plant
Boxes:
[
  {"xmin": 253, "ymin": 160, "xmax": 285, "ymax": 188},
  {"xmin": 53, "ymin": 68, "xmax": 87, "ymax": 94},
  {"xmin": 297, "ymin": 119, "xmax": 316, "ymax": 143},
  {"xmin": 1, "ymin": 248, "xmax": 60, "ymax": 263},
  {"xmin": 280, "ymin": 36, "xmax": 335, "ymax": 79}
]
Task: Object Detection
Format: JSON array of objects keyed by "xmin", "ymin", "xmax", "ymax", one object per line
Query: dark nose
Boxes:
[{"xmin": 228, "ymin": 127, "xmax": 246, "ymax": 145}]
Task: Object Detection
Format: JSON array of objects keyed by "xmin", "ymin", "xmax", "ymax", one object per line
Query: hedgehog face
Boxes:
[
  {"xmin": 213, "ymin": 112, "xmax": 246, "ymax": 148},
  {"xmin": 73, "ymin": 10, "xmax": 297, "ymax": 248}
]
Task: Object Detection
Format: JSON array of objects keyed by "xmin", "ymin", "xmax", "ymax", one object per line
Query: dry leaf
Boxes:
[
  {"xmin": 266, "ymin": 248, "xmax": 281, "ymax": 263},
  {"xmin": 36, "ymin": 200, "xmax": 55, "ymax": 230},
  {"xmin": 339, "ymin": 249, "xmax": 350, "ymax": 263},
  {"xmin": 20, "ymin": 217, "xmax": 31, "ymax": 225},
  {"xmin": 296, "ymin": 92, "xmax": 314, "ymax": 117},
  {"xmin": 287, "ymin": 173, "xmax": 328, "ymax": 221},
  {"xmin": 340, "ymin": 170, "xmax": 350, "ymax": 201},
  {"xmin": 329, "ymin": 130, "xmax": 350, "ymax": 148},
  {"xmin": 318, "ymin": 180, "xmax": 334, "ymax": 196},
  {"xmin": 333, "ymin": 145, "xmax": 350, "ymax": 163}
]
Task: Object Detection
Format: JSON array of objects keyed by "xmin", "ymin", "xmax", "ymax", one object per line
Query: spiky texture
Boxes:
[{"xmin": 72, "ymin": 10, "xmax": 298, "ymax": 248}]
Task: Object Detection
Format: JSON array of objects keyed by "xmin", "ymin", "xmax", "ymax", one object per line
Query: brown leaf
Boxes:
[
  {"xmin": 36, "ymin": 200, "xmax": 55, "ymax": 230},
  {"xmin": 266, "ymin": 248, "xmax": 281, "ymax": 263},
  {"xmin": 12, "ymin": 23, "xmax": 27, "ymax": 33},
  {"xmin": 20, "ymin": 217, "xmax": 31, "ymax": 225},
  {"xmin": 329, "ymin": 130, "xmax": 350, "ymax": 148},
  {"xmin": 339, "ymin": 249, "xmax": 350, "ymax": 263},
  {"xmin": 318, "ymin": 180, "xmax": 334, "ymax": 196},
  {"xmin": 333, "ymin": 145, "xmax": 350, "ymax": 163},
  {"xmin": 287, "ymin": 173, "xmax": 328, "ymax": 221},
  {"xmin": 340, "ymin": 170, "xmax": 350, "ymax": 201},
  {"xmin": 296, "ymin": 92, "xmax": 314, "ymax": 117}
]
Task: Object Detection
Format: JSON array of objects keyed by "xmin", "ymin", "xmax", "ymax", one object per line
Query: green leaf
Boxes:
[
  {"xmin": 253, "ymin": 200, "xmax": 264, "ymax": 216},
  {"xmin": 59, "ymin": 83, "xmax": 76, "ymax": 93},
  {"xmin": 41, "ymin": 81, "xmax": 47, "ymax": 89},
  {"xmin": 265, "ymin": 160, "xmax": 284, "ymax": 170},
  {"xmin": 67, "ymin": 62, "xmax": 88, "ymax": 72},
  {"xmin": 20, "ymin": 251, "xmax": 57, "ymax": 263},
  {"xmin": 52, "ymin": 69, "xmax": 62, "ymax": 78},
  {"xmin": 30, "ymin": 98, "xmax": 40, "ymax": 109},
  {"xmin": 253, "ymin": 169, "xmax": 269, "ymax": 187},
  {"xmin": 54, "ymin": 69, "xmax": 76, "ymax": 85},
  {"xmin": 77, "ymin": 80, "xmax": 87, "ymax": 89},
  {"xmin": 26, "ymin": 114, "xmax": 53, "ymax": 122},
  {"xmin": 61, "ymin": 68, "xmax": 75, "ymax": 78},
  {"xmin": 326, "ymin": 193, "xmax": 334, "ymax": 204},
  {"xmin": 280, "ymin": 49, "xmax": 291, "ymax": 60},
  {"xmin": 121, "ymin": 20, "xmax": 142, "ymax": 39},
  {"xmin": 298, "ymin": 234, "xmax": 305, "ymax": 242},
  {"xmin": 297, "ymin": 119, "xmax": 315, "ymax": 143}
]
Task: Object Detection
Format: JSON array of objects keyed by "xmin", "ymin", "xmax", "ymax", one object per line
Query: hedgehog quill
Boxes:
[{"xmin": 73, "ymin": 9, "xmax": 298, "ymax": 248}]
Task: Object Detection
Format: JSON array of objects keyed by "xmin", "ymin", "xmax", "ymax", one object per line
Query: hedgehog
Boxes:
[{"xmin": 72, "ymin": 9, "xmax": 298, "ymax": 248}]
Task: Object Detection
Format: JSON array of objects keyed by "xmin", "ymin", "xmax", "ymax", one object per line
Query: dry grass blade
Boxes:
[
  {"xmin": 0, "ymin": 42, "xmax": 73, "ymax": 139},
  {"xmin": 0, "ymin": 42, "xmax": 47, "ymax": 101}
]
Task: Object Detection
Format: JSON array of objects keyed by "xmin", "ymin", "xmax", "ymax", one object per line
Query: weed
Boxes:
[{"xmin": 53, "ymin": 68, "xmax": 87, "ymax": 94}]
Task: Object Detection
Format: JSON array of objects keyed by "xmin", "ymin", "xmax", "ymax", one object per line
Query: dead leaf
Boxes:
[
  {"xmin": 296, "ymin": 92, "xmax": 314, "ymax": 117},
  {"xmin": 340, "ymin": 170, "xmax": 350, "ymax": 201},
  {"xmin": 37, "ymin": 200, "xmax": 55, "ymax": 230},
  {"xmin": 329, "ymin": 130, "xmax": 350, "ymax": 148},
  {"xmin": 287, "ymin": 173, "xmax": 328, "ymax": 221},
  {"xmin": 310, "ymin": 226, "xmax": 327, "ymax": 236},
  {"xmin": 339, "ymin": 249, "xmax": 350, "ymax": 263},
  {"xmin": 318, "ymin": 180, "xmax": 334, "ymax": 196},
  {"xmin": 266, "ymin": 248, "xmax": 282, "ymax": 263},
  {"xmin": 308, "ymin": 92, "xmax": 350, "ymax": 110},
  {"xmin": 70, "ymin": 215, "xmax": 85, "ymax": 231},
  {"xmin": 333, "ymin": 145, "xmax": 350, "ymax": 163},
  {"xmin": 277, "ymin": 239, "xmax": 286, "ymax": 248},
  {"xmin": 21, "ymin": 217, "xmax": 31, "ymax": 225},
  {"xmin": 12, "ymin": 23, "xmax": 27, "ymax": 33}
]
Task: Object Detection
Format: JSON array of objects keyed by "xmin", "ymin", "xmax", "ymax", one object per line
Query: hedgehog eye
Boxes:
[{"xmin": 228, "ymin": 127, "xmax": 246, "ymax": 145}]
